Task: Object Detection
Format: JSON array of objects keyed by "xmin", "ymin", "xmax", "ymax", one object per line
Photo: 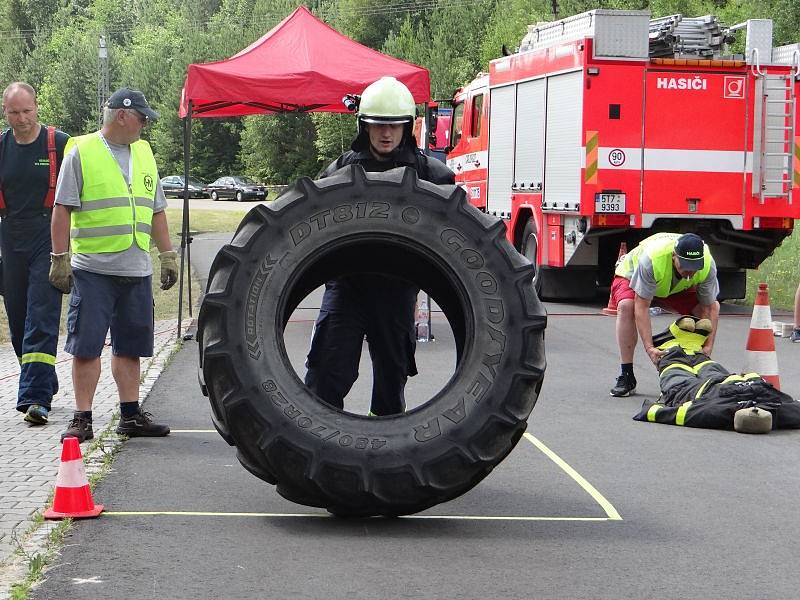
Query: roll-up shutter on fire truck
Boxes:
[
  {"xmin": 514, "ymin": 79, "xmax": 547, "ymax": 193},
  {"xmin": 487, "ymin": 84, "xmax": 515, "ymax": 215},
  {"xmin": 544, "ymin": 70, "xmax": 583, "ymax": 210}
]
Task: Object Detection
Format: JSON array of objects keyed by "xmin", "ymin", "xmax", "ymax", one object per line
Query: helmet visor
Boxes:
[{"xmin": 360, "ymin": 115, "xmax": 413, "ymax": 125}]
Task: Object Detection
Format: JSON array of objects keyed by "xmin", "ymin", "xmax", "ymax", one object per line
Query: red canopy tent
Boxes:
[
  {"xmin": 175, "ymin": 5, "xmax": 431, "ymax": 333},
  {"xmin": 180, "ymin": 5, "xmax": 430, "ymax": 117}
]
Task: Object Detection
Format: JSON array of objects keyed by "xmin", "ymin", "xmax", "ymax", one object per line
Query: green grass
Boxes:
[
  {"xmin": 744, "ymin": 227, "xmax": 800, "ymax": 311},
  {"xmin": 164, "ymin": 207, "xmax": 248, "ymax": 237}
]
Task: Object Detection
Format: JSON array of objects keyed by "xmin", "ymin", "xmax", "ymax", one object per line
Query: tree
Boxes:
[
  {"xmin": 332, "ymin": 0, "xmax": 412, "ymax": 48},
  {"xmin": 240, "ymin": 113, "xmax": 322, "ymax": 183},
  {"xmin": 480, "ymin": 0, "xmax": 552, "ymax": 68},
  {"xmin": 312, "ymin": 112, "xmax": 357, "ymax": 167},
  {"xmin": 182, "ymin": 119, "xmax": 241, "ymax": 182},
  {"xmin": 23, "ymin": 20, "xmax": 98, "ymax": 134}
]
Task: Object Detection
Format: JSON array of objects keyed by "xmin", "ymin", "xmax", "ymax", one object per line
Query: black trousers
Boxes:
[
  {"xmin": 1, "ymin": 216, "xmax": 62, "ymax": 411},
  {"xmin": 304, "ymin": 290, "xmax": 417, "ymax": 416}
]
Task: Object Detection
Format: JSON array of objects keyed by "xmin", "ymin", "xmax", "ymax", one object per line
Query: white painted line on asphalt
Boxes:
[
  {"xmin": 169, "ymin": 430, "xmax": 218, "ymax": 433},
  {"xmin": 523, "ymin": 433, "xmax": 622, "ymax": 521}
]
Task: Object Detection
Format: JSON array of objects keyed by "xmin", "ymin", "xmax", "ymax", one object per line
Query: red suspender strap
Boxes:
[{"xmin": 44, "ymin": 126, "xmax": 57, "ymax": 209}]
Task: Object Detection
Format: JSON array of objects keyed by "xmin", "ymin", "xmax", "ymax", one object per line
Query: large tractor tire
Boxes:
[{"xmin": 198, "ymin": 166, "xmax": 547, "ymax": 517}]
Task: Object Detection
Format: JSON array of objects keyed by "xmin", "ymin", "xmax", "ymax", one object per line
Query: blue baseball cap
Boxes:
[
  {"xmin": 106, "ymin": 87, "xmax": 159, "ymax": 121},
  {"xmin": 674, "ymin": 233, "xmax": 705, "ymax": 271}
]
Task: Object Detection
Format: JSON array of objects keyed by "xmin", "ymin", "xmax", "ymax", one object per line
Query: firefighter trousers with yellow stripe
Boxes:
[
  {"xmin": 633, "ymin": 347, "xmax": 800, "ymax": 430},
  {"xmin": 1, "ymin": 217, "xmax": 61, "ymax": 412}
]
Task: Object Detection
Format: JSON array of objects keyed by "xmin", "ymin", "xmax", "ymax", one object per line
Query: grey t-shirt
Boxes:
[
  {"xmin": 628, "ymin": 251, "xmax": 719, "ymax": 304},
  {"xmin": 54, "ymin": 134, "xmax": 167, "ymax": 277}
]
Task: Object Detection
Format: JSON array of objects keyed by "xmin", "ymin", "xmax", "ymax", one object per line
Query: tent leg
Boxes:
[{"xmin": 177, "ymin": 107, "xmax": 193, "ymax": 339}]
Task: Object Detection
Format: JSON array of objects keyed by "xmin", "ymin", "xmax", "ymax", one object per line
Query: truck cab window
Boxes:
[
  {"xmin": 470, "ymin": 95, "xmax": 484, "ymax": 138},
  {"xmin": 450, "ymin": 102, "xmax": 465, "ymax": 148}
]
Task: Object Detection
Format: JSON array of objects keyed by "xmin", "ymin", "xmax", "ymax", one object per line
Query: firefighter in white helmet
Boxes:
[{"xmin": 304, "ymin": 76, "xmax": 454, "ymax": 416}]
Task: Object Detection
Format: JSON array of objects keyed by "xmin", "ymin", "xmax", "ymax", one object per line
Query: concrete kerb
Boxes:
[{"xmin": 0, "ymin": 318, "xmax": 191, "ymax": 598}]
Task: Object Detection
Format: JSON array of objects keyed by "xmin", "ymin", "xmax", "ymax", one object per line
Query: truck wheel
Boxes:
[
  {"xmin": 198, "ymin": 165, "xmax": 547, "ymax": 517},
  {"xmin": 521, "ymin": 218, "xmax": 542, "ymax": 296}
]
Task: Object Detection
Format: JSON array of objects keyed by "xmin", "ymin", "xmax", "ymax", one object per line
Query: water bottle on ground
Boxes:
[{"xmin": 415, "ymin": 295, "xmax": 430, "ymax": 342}]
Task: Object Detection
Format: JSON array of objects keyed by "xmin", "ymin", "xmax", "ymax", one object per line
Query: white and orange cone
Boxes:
[
  {"xmin": 745, "ymin": 283, "xmax": 780, "ymax": 389},
  {"xmin": 602, "ymin": 241, "xmax": 628, "ymax": 316},
  {"xmin": 44, "ymin": 436, "xmax": 103, "ymax": 519}
]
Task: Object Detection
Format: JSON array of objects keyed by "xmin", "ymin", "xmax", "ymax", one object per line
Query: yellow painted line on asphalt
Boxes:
[
  {"xmin": 107, "ymin": 430, "xmax": 620, "ymax": 522},
  {"xmin": 523, "ymin": 433, "xmax": 622, "ymax": 521},
  {"xmin": 103, "ymin": 511, "xmax": 614, "ymax": 522}
]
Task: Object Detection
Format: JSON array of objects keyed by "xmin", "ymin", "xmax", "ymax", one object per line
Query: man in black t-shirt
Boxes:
[{"xmin": 1, "ymin": 82, "xmax": 69, "ymax": 425}]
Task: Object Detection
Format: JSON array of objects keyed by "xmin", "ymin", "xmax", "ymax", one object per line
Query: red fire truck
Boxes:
[
  {"xmin": 415, "ymin": 103, "xmax": 452, "ymax": 163},
  {"xmin": 446, "ymin": 10, "xmax": 800, "ymax": 300}
]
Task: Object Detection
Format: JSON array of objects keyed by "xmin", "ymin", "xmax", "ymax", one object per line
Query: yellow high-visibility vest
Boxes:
[
  {"xmin": 616, "ymin": 233, "xmax": 712, "ymax": 298},
  {"xmin": 65, "ymin": 133, "xmax": 156, "ymax": 254}
]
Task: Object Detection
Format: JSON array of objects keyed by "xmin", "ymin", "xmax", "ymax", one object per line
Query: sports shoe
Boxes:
[
  {"xmin": 61, "ymin": 415, "xmax": 94, "ymax": 443},
  {"xmin": 791, "ymin": 328, "xmax": 800, "ymax": 343},
  {"xmin": 116, "ymin": 409, "xmax": 170, "ymax": 437},
  {"xmin": 610, "ymin": 373, "xmax": 637, "ymax": 397},
  {"xmin": 23, "ymin": 404, "xmax": 49, "ymax": 425}
]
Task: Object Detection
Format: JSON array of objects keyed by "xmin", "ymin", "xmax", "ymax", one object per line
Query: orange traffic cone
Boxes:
[
  {"xmin": 745, "ymin": 283, "xmax": 780, "ymax": 389},
  {"xmin": 602, "ymin": 241, "xmax": 628, "ymax": 316},
  {"xmin": 44, "ymin": 436, "xmax": 104, "ymax": 520}
]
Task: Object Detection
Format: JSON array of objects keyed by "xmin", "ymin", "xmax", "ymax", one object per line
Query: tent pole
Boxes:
[
  {"xmin": 423, "ymin": 102, "xmax": 432, "ymax": 158},
  {"xmin": 177, "ymin": 103, "xmax": 193, "ymax": 338}
]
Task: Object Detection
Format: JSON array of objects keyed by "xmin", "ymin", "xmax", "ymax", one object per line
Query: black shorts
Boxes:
[{"xmin": 64, "ymin": 269, "xmax": 154, "ymax": 358}]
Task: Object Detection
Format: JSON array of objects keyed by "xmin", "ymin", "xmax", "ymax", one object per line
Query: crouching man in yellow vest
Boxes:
[
  {"xmin": 606, "ymin": 232, "xmax": 720, "ymax": 398},
  {"xmin": 49, "ymin": 87, "xmax": 178, "ymax": 443}
]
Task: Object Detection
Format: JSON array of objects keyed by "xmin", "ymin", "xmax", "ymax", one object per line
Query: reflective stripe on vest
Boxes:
[
  {"xmin": 66, "ymin": 133, "xmax": 156, "ymax": 254},
  {"xmin": 615, "ymin": 233, "xmax": 712, "ymax": 297}
]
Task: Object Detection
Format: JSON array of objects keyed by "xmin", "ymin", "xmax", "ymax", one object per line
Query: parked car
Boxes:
[
  {"xmin": 160, "ymin": 175, "xmax": 208, "ymax": 199},
  {"xmin": 206, "ymin": 176, "xmax": 267, "ymax": 202}
]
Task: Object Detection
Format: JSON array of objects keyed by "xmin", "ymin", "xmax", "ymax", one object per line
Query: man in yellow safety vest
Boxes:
[
  {"xmin": 49, "ymin": 87, "xmax": 178, "ymax": 443},
  {"xmin": 607, "ymin": 232, "xmax": 720, "ymax": 397}
]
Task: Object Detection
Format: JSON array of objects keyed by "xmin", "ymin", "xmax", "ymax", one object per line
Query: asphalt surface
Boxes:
[{"xmin": 30, "ymin": 232, "xmax": 800, "ymax": 600}]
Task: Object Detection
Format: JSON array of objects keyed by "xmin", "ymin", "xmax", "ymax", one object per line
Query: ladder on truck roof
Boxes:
[
  {"xmin": 755, "ymin": 71, "xmax": 797, "ymax": 204},
  {"xmin": 648, "ymin": 14, "xmax": 733, "ymax": 58}
]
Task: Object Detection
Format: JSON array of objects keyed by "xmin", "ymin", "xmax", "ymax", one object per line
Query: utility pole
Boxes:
[{"xmin": 97, "ymin": 34, "xmax": 109, "ymax": 127}]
